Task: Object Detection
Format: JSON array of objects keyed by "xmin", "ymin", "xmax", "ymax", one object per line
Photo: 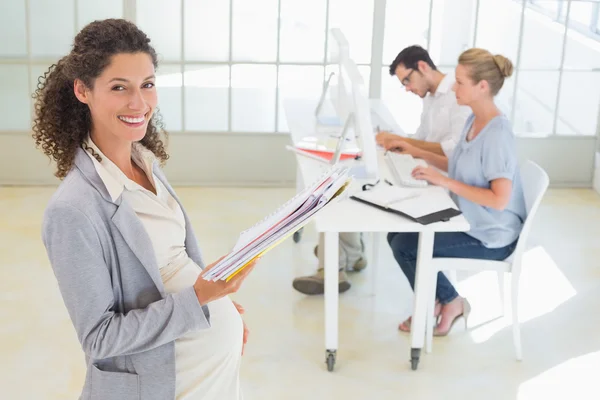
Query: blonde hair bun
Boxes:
[{"xmin": 493, "ymin": 55, "xmax": 513, "ymax": 78}]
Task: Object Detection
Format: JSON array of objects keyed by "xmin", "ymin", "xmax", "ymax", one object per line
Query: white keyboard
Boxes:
[{"xmin": 384, "ymin": 152, "xmax": 429, "ymax": 188}]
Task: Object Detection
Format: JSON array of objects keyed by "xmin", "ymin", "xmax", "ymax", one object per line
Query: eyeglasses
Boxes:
[{"xmin": 401, "ymin": 69, "xmax": 416, "ymax": 87}]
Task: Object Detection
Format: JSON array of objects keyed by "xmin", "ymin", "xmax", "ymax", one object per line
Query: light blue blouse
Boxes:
[{"xmin": 448, "ymin": 114, "xmax": 527, "ymax": 248}]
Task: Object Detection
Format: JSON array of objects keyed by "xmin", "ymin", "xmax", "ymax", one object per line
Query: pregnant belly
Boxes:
[{"xmin": 162, "ymin": 260, "xmax": 244, "ymax": 361}]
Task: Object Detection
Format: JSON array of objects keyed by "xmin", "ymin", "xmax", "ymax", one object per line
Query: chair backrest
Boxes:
[{"xmin": 510, "ymin": 160, "xmax": 550, "ymax": 271}]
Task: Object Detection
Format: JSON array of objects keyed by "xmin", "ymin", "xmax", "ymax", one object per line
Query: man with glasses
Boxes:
[
  {"xmin": 292, "ymin": 45, "xmax": 471, "ymax": 296},
  {"xmin": 377, "ymin": 45, "xmax": 471, "ymax": 155}
]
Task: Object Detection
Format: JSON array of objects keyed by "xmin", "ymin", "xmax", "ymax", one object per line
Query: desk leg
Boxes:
[
  {"xmin": 324, "ymin": 231, "xmax": 339, "ymax": 372},
  {"xmin": 409, "ymin": 231, "xmax": 435, "ymax": 370}
]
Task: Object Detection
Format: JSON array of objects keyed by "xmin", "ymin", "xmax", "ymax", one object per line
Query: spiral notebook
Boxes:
[{"xmin": 202, "ymin": 166, "xmax": 352, "ymax": 282}]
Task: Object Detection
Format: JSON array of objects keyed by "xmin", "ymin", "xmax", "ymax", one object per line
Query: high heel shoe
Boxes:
[{"xmin": 433, "ymin": 298, "xmax": 471, "ymax": 337}]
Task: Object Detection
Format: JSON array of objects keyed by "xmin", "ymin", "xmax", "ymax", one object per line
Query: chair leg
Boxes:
[
  {"xmin": 497, "ymin": 271, "xmax": 505, "ymax": 317},
  {"xmin": 511, "ymin": 273, "xmax": 522, "ymax": 361}
]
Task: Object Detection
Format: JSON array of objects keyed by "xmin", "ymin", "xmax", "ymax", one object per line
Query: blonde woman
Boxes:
[{"xmin": 386, "ymin": 48, "xmax": 527, "ymax": 336}]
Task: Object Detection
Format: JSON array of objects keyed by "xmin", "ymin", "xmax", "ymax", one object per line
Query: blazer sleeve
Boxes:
[{"xmin": 42, "ymin": 200, "xmax": 211, "ymax": 360}]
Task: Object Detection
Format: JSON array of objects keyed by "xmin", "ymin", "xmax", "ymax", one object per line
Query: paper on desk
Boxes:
[
  {"xmin": 353, "ymin": 185, "xmax": 459, "ymax": 219},
  {"xmin": 202, "ymin": 166, "xmax": 352, "ymax": 282}
]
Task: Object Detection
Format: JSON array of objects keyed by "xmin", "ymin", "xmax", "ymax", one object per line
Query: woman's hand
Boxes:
[
  {"xmin": 232, "ymin": 301, "xmax": 249, "ymax": 355},
  {"xmin": 193, "ymin": 256, "xmax": 258, "ymax": 306},
  {"xmin": 412, "ymin": 165, "xmax": 448, "ymax": 187}
]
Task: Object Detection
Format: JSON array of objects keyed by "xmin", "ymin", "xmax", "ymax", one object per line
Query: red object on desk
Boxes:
[
  {"xmin": 293, "ymin": 146, "xmax": 361, "ymax": 161},
  {"xmin": 300, "ymin": 148, "xmax": 359, "ymax": 161}
]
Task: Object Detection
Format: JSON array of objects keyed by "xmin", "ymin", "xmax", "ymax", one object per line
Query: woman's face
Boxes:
[
  {"xmin": 75, "ymin": 52, "xmax": 157, "ymax": 144},
  {"xmin": 452, "ymin": 64, "xmax": 479, "ymax": 107}
]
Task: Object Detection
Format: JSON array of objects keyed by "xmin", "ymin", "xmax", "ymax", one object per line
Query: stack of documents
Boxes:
[{"xmin": 203, "ymin": 166, "xmax": 353, "ymax": 282}]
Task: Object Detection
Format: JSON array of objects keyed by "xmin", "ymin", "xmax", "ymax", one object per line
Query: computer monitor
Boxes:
[
  {"xmin": 315, "ymin": 28, "xmax": 352, "ymax": 125},
  {"xmin": 338, "ymin": 56, "xmax": 378, "ymax": 180},
  {"xmin": 312, "ymin": 28, "xmax": 378, "ymax": 179}
]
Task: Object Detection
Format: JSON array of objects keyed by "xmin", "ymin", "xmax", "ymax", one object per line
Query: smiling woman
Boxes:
[
  {"xmin": 32, "ymin": 19, "xmax": 255, "ymax": 400},
  {"xmin": 32, "ymin": 19, "xmax": 167, "ymax": 179}
]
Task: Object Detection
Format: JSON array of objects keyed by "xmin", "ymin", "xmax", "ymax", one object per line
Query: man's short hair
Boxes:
[{"xmin": 389, "ymin": 45, "xmax": 437, "ymax": 76}]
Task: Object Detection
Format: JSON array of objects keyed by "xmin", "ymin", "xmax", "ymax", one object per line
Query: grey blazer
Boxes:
[{"xmin": 42, "ymin": 148, "xmax": 211, "ymax": 400}]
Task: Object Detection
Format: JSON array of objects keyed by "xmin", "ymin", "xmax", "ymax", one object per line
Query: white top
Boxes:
[
  {"xmin": 413, "ymin": 73, "xmax": 472, "ymax": 156},
  {"xmin": 84, "ymin": 139, "xmax": 189, "ymax": 278},
  {"xmin": 83, "ymin": 138, "xmax": 243, "ymax": 400}
]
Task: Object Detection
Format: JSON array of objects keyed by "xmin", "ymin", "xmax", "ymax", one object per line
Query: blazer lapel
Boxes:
[
  {"xmin": 111, "ymin": 200, "xmax": 166, "ymax": 295},
  {"xmin": 75, "ymin": 147, "xmax": 166, "ymax": 294}
]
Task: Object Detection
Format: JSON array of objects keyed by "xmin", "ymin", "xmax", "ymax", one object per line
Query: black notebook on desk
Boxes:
[{"xmin": 350, "ymin": 185, "xmax": 462, "ymax": 225}]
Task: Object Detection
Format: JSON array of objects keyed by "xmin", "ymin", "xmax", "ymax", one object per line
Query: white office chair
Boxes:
[{"xmin": 425, "ymin": 160, "xmax": 549, "ymax": 360}]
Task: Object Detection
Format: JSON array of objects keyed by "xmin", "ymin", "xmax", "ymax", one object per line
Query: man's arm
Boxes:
[
  {"xmin": 403, "ymin": 137, "xmax": 445, "ymax": 156},
  {"xmin": 376, "ymin": 132, "xmax": 444, "ymax": 156},
  {"xmin": 382, "ymin": 136, "xmax": 449, "ymax": 171}
]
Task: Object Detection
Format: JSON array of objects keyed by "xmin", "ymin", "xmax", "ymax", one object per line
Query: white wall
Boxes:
[
  {"xmin": 594, "ymin": 152, "xmax": 600, "ymax": 194},
  {"xmin": 0, "ymin": 133, "xmax": 593, "ymax": 188},
  {"xmin": 0, "ymin": 133, "xmax": 297, "ymax": 187}
]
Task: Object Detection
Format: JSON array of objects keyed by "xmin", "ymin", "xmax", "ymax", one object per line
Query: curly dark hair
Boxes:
[{"xmin": 32, "ymin": 18, "xmax": 169, "ymax": 179}]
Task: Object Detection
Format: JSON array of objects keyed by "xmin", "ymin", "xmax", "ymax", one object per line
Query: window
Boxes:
[
  {"xmin": 568, "ymin": 1, "xmax": 595, "ymax": 27},
  {"xmin": 0, "ymin": 0, "xmax": 27, "ymax": 57},
  {"xmin": 184, "ymin": 0, "xmax": 230, "ymax": 62},
  {"xmin": 512, "ymin": 72, "xmax": 560, "ymax": 135},
  {"xmin": 0, "ymin": 0, "xmax": 124, "ymax": 132},
  {"xmin": 428, "ymin": 0, "xmax": 476, "ymax": 66},
  {"xmin": 2, "ymin": 0, "xmax": 598, "ymax": 137},
  {"xmin": 279, "ymin": 0, "xmax": 327, "ymax": 63},
  {"xmin": 380, "ymin": 66, "xmax": 423, "ymax": 134},
  {"xmin": 520, "ymin": 4, "xmax": 566, "ymax": 69},
  {"xmin": 381, "ymin": 0, "xmax": 600, "ymax": 137},
  {"xmin": 277, "ymin": 65, "xmax": 324, "ymax": 131},
  {"xmin": 155, "ymin": 65, "xmax": 183, "ymax": 131},
  {"xmin": 530, "ymin": 0, "xmax": 562, "ymax": 19},
  {"xmin": 556, "ymin": 71, "xmax": 600, "ymax": 135},
  {"xmin": 231, "ymin": 65, "xmax": 277, "ymax": 132},
  {"xmin": 137, "ymin": 0, "xmax": 181, "ymax": 61},
  {"xmin": 30, "ymin": 0, "xmax": 75, "ymax": 59},
  {"xmin": 0, "ymin": 65, "xmax": 30, "ymax": 131},
  {"xmin": 476, "ymin": 0, "xmax": 521, "ymax": 63},
  {"xmin": 232, "ymin": 0, "xmax": 278, "ymax": 62},
  {"xmin": 185, "ymin": 65, "xmax": 229, "ymax": 131},
  {"xmin": 134, "ymin": 0, "xmax": 365, "ymax": 133},
  {"xmin": 383, "ymin": 0, "xmax": 431, "ymax": 65},
  {"xmin": 78, "ymin": 0, "xmax": 123, "ymax": 30},
  {"xmin": 525, "ymin": 1, "xmax": 600, "ymax": 38}
]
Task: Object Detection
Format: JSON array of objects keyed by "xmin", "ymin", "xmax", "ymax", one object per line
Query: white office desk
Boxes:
[{"xmin": 283, "ymin": 98, "xmax": 470, "ymax": 371}]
